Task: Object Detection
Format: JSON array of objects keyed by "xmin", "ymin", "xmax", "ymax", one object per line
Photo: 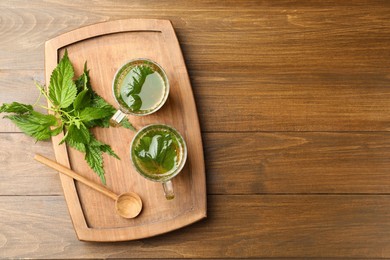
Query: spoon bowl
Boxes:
[{"xmin": 115, "ymin": 192, "xmax": 143, "ymax": 218}]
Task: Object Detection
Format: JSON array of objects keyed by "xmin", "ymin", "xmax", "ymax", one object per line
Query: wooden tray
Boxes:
[{"xmin": 44, "ymin": 19, "xmax": 206, "ymax": 242}]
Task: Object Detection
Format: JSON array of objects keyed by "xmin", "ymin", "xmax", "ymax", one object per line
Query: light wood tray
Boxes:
[{"xmin": 44, "ymin": 19, "xmax": 206, "ymax": 242}]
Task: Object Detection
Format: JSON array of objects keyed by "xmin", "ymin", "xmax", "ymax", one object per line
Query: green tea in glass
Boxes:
[
  {"xmin": 110, "ymin": 58, "xmax": 169, "ymax": 125},
  {"xmin": 130, "ymin": 124, "xmax": 187, "ymax": 200}
]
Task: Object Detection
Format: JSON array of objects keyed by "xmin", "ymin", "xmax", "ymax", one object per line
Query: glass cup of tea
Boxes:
[
  {"xmin": 130, "ymin": 124, "xmax": 187, "ymax": 200},
  {"xmin": 110, "ymin": 58, "xmax": 170, "ymax": 126}
]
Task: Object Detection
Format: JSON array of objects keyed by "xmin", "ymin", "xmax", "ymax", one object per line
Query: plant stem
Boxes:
[
  {"xmin": 34, "ymin": 81, "xmax": 55, "ymax": 108},
  {"xmin": 38, "ymin": 105, "xmax": 56, "ymax": 112}
]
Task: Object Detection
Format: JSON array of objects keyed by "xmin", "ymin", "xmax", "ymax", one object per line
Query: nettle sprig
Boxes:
[
  {"xmin": 125, "ymin": 65, "xmax": 154, "ymax": 111},
  {"xmin": 0, "ymin": 51, "xmax": 134, "ymax": 184}
]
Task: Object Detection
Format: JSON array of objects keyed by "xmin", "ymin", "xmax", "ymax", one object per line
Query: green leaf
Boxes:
[
  {"xmin": 75, "ymin": 72, "xmax": 88, "ymax": 93},
  {"xmin": 126, "ymin": 65, "xmax": 154, "ymax": 96},
  {"xmin": 0, "ymin": 102, "xmax": 33, "ymax": 114},
  {"xmin": 160, "ymin": 141, "xmax": 177, "ymax": 170},
  {"xmin": 31, "ymin": 111, "xmax": 58, "ymax": 125},
  {"xmin": 99, "ymin": 144, "xmax": 120, "ymax": 160},
  {"xmin": 83, "ymin": 134, "xmax": 121, "ymax": 185},
  {"xmin": 137, "ymin": 136, "xmax": 152, "ymax": 156},
  {"xmin": 85, "ymin": 145, "xmax": 106, "ymax": 185},
  {"xmin": 75, "ymin": 62, "xmax": 91, "ymax": 93},
  {"xmin": 49, "ymin": 50, "xmax": 77, "ymax": 108},
  {"xmin": 4, "ymin": 112, "xmax": 58, "ymax": 141},
  {"xmin": 120, "ymin": 118, "xmax": 136, "ymax": 131},
  {"xmin": 50, "ymin": 125, "xmax": 63, "ymax": 136},
  {"xmin": 122, "ymin": 65, "xmax": 153, "ymax": 112},
  {"xmin": 81, "ymin": 92, "xmax": 119, "ymax": 128},
  {"xmin": 128, "ymin": 95, "xmax": 142, "ymax": 111},
  {"xmin": 73, "ymin": 89, "xmax": 91, "ymax": 111},
  {"xmin": 90, "ymin": 136, "xmax": 120, "ymax": 159},
  {"xmin": 90, "ymin": 91, "xmax": 115, "ymax": 110},
  {"xmin": 67, "ymin": 138, "xmax": 86, "ymax": 153},
  {"xmin": 134, "ymin": 132, "xmax": 178, "ymax": 174},
  {"xmin": 85, "ymin": 118, "xmax": 110, "ymax": 128},
  {"xmin": 67, "ymin": 123, "xmax": 91, "ymax": 144},
  {"xmin": 79, "ymin": 107, "xmax": 114, "ymax": 122}
]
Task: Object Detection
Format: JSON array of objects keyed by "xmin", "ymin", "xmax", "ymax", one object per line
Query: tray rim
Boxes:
[{"xmin": 44, "ymin": 18, "xmax": 207, "ymax": 242}]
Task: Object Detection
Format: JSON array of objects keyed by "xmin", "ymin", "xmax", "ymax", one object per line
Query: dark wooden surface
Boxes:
[{"xmin": 1, "ymin": 0, "xmax": 390, "ymax": 258}]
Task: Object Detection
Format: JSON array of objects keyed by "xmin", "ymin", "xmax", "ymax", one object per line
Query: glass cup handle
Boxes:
[
  {"xmin": 162, "ymin": 180, "xmax": 175, "ymax": 200},
  {"xmin": 109, "ymin": 110, "xmax": 126, "ymax": 127}
]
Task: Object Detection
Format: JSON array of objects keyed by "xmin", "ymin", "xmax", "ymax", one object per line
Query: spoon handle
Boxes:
[{"xmin": 34, "ymin": 154, "xmax": 118, "ymax": 201}]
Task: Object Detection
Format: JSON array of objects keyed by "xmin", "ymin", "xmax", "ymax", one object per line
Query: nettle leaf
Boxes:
[
  {"xmin": 75, "ymin": 62, "xmax": 91, "ymax": 93},
  {"xmin": 126, "ymin": 65, "xmax": 154, "ymax": 96},
  {"xmin": 85, "ymin": 145, "xmax": 105, "ymax": 185},
  {"xmin": 90, "ymin": 136, "xmax": 120, "ymax": 160},
  {"xmin": 84, "ymin": 134, "xmax": 123, "ymax": 185},
  {"xmin": 75, "ymin": 72, "xmax": 87, "ymax": 92},
  {"xmin": 135, "ymin": 132, "xmax": 178, "ymax": 174},
  {"xmin": 66, "ymin": 138, "xmax": 86, "ymax": 153},
  {"xmin": 50, "ymin": 125, "xmax": 64, "ymax": 136},
  {"xmin": 120, "ymin": 118, "xmax": 136, "ymax": 131},
  {"xmin": 49, "ymin": 50, "xmax": 77, "ymax": 108},
  {"xmin": 60, "ymin": 123, "xmax": 91, "ymax": 145},
  {"xmin": 123, "ymin": 65, "xmax": 154, "ymax": 112},
  {"xmin": 84, "ymin": 133, "xmax": 122, "ymax": 185},
  {"xmin": 0, "ymin": 102, "xmax": 33, "ymax": 114},
  {"xmin": 99, "ymin": 144, "xmax": 120, "ymax": 160},
  {"xmin": 90, "ymin": 91, "xmax": 115, "ymax": 111},
  {"xmin": 89, "ymin": 92, "xmax": 114, "ymax": 122},
  {"xmin": 4, "ymin": 112, "xmax": 58, "ymax": 141},
  {"xmin": 128, "ymin": 94, "xmax": 142, "ymax": 111},
  {"xmin": 73, "ymin": 89, "xmax": 91, "ymax": 111},
  {"xmin": 67, "ymin": 123, "xmax": 91, "ymax": 144},
  {"xmin": 79, "ymin": 107, "xmax": 114, "ymax": 122},
  {"xmin": 31, "ymin": 111, "xmax": 58, "ymax": 125},
  {"xmin": 85, "ymin": 91, "xmax": 135, "ymax": 130},
  {"xmin": 160, "ymin": 142, "xmax": 177, "ymax": 170}
]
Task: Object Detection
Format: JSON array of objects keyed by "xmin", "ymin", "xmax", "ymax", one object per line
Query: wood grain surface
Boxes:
[
  {"xmin": 44, "ymin": 19, "xmax": 206, "ymax": 241},
  {"xmin": 2, "ymin": 132, "xmax": 390, "ymax": 195},
  {"xmin": 2, "ymin": 195, "xmax": 390, "ymax": 258},
  {"xmin": 1, "ymin": 0, "xmax": 390, "ymax": 258}
]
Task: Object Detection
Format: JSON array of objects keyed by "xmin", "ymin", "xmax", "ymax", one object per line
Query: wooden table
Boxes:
[{"xmin": 1, "ymin": 0, "xmax": 390, "ymax": 258}]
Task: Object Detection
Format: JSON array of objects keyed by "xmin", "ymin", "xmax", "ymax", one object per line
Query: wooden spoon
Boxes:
[{"xmin": 34, "ymin": 154, "xmax": 142, "ymax": 219}]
